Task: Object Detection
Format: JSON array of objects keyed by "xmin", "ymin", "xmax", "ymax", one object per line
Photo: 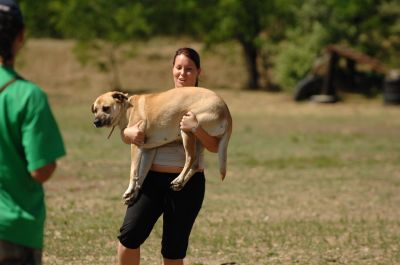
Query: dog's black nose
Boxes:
[{"xmin": 93, "ymin": 119, "xmax": 103, "ymax": 128}]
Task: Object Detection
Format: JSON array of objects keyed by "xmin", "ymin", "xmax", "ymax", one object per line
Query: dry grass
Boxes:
[{"xmin": 16, "ymin": 38, "xmax": 400, "ymax": 265}]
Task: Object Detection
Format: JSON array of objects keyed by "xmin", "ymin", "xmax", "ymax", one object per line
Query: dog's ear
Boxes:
[{"xmin": 112, "ymin": 91, "xmax": 129, "ymax": 103}]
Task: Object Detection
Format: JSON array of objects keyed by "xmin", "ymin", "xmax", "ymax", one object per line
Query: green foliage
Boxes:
[
  {"xmin": 19, "ymin": 0, "xmax": 61, "ymax": 37},
  {"xmin": 274, "ymin": 43, "xmax": 317, "ymax": 90},
  {"xmin": 376, "ymin": 1, "xmax": 400, "ymax": 67},
  {"xmin": 17, "ymin": 0, "xmax": 400, "ymax": 91},
  {"xmin": 52, "ymin": 1, "xmax": 150, "ymax": 41},
  {"xmin": 142, "ymin": 0, "xmax": 205, "ymax": 37},
  {"xmin": 205, "ymin": 0, "xmax": 268, "ymax": 43},
  {"xmin": 50, "ymin": 1, "xmax": 151, "ymax": 89},
  {"xmin": 273, "ymin": 11, "xmax": 329, "ymax": 89},
  {"xmin": 199, "ymin": 0, "xmax": 295, "ymax": 89},
  {"xmin": 272, "ymin": 0, "xmax": 400, "ymax": 90}
]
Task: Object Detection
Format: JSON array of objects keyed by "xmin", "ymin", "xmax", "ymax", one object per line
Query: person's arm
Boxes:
[
  {"xmin": 31, "ymin": 162, "xmax": 56, "ymax": 183},
  {"xmin": 180, "ymin": 111, "xmax": 219, "ymax": 153},
  {"xmin": 122, "ymin": 120, "xmax": 145, "ymax": 146}
]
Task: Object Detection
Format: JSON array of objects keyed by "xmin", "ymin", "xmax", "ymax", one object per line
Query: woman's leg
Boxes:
[
  {"xmin": 117, "ymin": 171, "xmax": 165, "ymax": 265},
  {"xmin": 118, "ymin": 242, "xmax": 140, "ymax": 265},
  {"xmin": 162, "ymin": 172, "xmax": 205, "ymax": 261},
  {"xmin": 163, "ymin": 257, "xmax": 183, "ymax": 265}
]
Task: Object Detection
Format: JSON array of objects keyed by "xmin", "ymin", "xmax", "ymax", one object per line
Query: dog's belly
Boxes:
[
  {"xmin": 142, "ymin": 119, "xmax": 227, "ymax": 149},
  {"xmin": 142, "ymin": 129, "xmax": 182, "ymax": 149}
]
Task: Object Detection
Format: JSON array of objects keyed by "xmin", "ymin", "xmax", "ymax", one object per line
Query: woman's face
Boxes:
[{"xmin": 173, "ymin": 54, "xmax": 201, "ymax": 87}]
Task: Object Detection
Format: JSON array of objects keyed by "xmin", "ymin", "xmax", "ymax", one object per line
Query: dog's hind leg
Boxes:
[
  {"xmin": 171, "ymin": 140, "xmax": 202, "ymax": 191},
  {"xmin": 170, "ymin": 131, "xmax": 197, "ymax": 191}
]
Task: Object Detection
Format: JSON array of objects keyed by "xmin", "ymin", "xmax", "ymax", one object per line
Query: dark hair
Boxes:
[
  {"xmin": 0, "ymin": 0, "xmax": 24, "ymax": 65},
  {"xmin": 173, "ymin": 47, "xmax": 201, "ymax": 86}
]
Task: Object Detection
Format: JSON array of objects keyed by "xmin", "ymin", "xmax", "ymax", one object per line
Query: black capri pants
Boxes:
[{"xmin": 118, "ymin": 170, "xmax": 205, "ymax": 259}]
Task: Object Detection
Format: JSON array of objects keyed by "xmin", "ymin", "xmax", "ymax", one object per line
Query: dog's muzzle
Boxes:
[{"xmin": 93, "ymin": 118, "xmax": 108, "ymax": 128}]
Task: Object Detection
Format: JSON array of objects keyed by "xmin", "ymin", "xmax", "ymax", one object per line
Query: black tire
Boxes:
[
  {"xmin": 384, "ymin": 77, "xmax": 400, "ymax": 105},
  {"xmin": 293, "ymin": 75, "xmax": 323, "ymax": 101}
]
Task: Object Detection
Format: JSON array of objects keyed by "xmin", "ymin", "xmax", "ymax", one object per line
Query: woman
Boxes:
[{"xmin": 117, "ymin": 48, "xmax": 219, "ymax": 265}]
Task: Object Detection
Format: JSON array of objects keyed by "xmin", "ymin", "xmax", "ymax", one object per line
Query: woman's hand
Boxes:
[
  {"xmin": 180, "ymin": 111, "xmax": 219, "ymax": 153},
  {"xmin": 123, "ymin": 120, "xmax": 145, "ymax": 146},
  {"xmin": 180, "ymin": 111, "xmax": 199, "ymax": 133}
]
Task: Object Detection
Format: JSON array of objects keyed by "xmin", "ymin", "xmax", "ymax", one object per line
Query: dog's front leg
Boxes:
[
  {"xmin": 170, "ymin": 130, "xmax": 197, "ymax": 191},
  {"xmin": 134, "ymin": 148, "xmax": 156, "ymax": 196},
  {"xmin": 123, "ymin": 147, "xmax": 156, "ymax": 205},
  {"xmin": 123, "ymin": 145, "xmax": 141, "ymax": 204}
]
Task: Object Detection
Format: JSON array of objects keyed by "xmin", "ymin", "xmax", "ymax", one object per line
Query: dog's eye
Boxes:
[{"xmin": 102, "ymin": 106, "xmax": 111, "ymax": 113}]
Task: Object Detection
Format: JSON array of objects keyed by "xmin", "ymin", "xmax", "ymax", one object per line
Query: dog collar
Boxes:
[{"xmin": 107, "ymin": 126, "xmax": 116, "ymax": 139}]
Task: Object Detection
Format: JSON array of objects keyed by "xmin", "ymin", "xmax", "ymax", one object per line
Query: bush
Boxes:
[{"xmin": 272, "ymin": 24, "xmax": 327, "ymax": 91}]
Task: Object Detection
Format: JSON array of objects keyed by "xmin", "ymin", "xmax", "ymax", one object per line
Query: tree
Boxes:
[
  {"xmin": 19, "ymin": 0, "xmax": 62, "ymax": 38},
  {"xmin": 208, "ymin": 0, "xmax": 267, "ymax": 89},
  {"xmin": 140, "ymin": 0, "xmax": 294, "ymax": 90},
  {"xmin": 274, "ymin": 0, "xmax": 400, "ymax": 89},
  {"xmin": 377, "ymin": 1, "xmax": 400, "ymax": 68},
  {"xmin": 18, "ymin": 0, "xmax": 400, "ymax": 91},
  {"xmin": 52, "ymin": 1, "xmax": 151, "ymax": 90},
  {"xmin": 198, "ymin": 0, "xmax": 293, "ymax": 90}
]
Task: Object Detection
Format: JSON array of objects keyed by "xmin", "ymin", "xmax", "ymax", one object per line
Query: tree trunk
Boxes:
[
  {"xmin": 109, "ymin": 46, "xmax": 123, "ymax": 91},
  {"xmin": 240, "ymin": 40, "xmax": 260, "ymax": 90}
]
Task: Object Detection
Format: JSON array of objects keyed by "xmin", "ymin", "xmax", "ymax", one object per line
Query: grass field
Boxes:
[{"xmin": 17, "ymin": 39, "xmax": 400, "ymax": 265}]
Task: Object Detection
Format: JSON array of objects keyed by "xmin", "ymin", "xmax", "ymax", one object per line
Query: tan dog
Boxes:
[{"xmin": 92, "ymin": 87, "xmax": 232, "ymax": 204}]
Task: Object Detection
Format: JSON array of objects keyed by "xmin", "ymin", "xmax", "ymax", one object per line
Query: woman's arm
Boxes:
[{"xmin": 180, "ymin": 111, "xmax": 219, "ymax": 153}]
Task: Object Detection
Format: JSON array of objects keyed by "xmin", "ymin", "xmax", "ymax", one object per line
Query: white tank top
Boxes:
[{"xmin": 152, "ymin": 140, "xmax": 204, "ymax": 169}]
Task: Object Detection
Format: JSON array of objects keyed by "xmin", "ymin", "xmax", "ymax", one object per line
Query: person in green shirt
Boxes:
[{"xmin": 0, "ymin": 0, "xmax": 66, "ymax": 264}]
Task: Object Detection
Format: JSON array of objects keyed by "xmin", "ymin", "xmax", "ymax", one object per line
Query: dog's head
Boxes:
[{"xmin": 91, "ymin": 91, "xmax": 129, "ymax": 128}]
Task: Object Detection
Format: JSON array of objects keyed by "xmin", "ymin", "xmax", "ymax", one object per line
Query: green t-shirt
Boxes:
[{"xmin": 0, "ymin": 66, "xmax": 66, "ymax": 249}]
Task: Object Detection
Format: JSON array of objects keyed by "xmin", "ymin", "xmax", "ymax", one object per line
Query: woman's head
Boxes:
[
  {"xmin": 172, "ymin": 47, "xmax": 201, "ymax": 87},
  {"xmin": 0, "ymin": 0, "xmax": 24, "ymax": 66}
]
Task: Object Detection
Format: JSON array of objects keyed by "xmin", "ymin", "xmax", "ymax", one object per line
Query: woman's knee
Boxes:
[{"xmin": 118, "ymin": 243, "xmax": 140, "ymax": 265}]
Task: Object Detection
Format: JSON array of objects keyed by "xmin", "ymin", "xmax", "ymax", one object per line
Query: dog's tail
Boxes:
[{"xmin": 218, "ymin": 110, "xmax": 232, "ymax": 181}]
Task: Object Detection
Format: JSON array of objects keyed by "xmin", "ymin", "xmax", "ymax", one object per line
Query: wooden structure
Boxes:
[
  {"xmin": 294, "ymin": 45, "xmax": 388, "ymax": 102},
  {"xmin": 322, "ymin": 45, "xmax": 388, "ymax": 98}
]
